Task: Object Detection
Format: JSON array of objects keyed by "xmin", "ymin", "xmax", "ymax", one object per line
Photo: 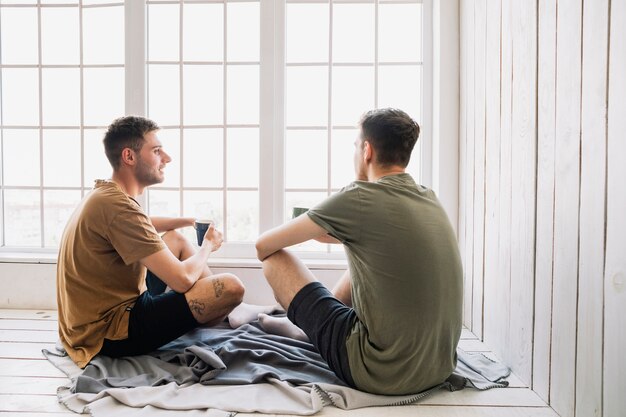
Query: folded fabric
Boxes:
[{"xmin": 44, "ymin": 321, "xmax": 510, "ymax": 417}]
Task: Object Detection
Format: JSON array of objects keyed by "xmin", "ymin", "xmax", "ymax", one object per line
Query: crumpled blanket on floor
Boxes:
[{"xmin": 44, "ymin": 321, "xmax": 510, "ymax": 417}]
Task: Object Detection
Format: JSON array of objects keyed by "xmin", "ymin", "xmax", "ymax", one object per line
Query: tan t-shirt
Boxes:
[{"xmin": 56, "ymin": 180, "xmax": 166, "ymax": 368}]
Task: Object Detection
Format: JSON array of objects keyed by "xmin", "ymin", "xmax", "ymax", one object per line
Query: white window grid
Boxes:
[
  {"xmin": 0, "ymin": 1, "xmax": 125, "ymax": 251},
  {"xmin": 0, "ymin": 0, "xmax": 431, "ymax": 258},
  {"xmin": 145, "ymin": 0, "xmax": 262, "ymax": 252},
  {"xmin": 282, "ymin": 0, "xmax": 425, "ymax": 254}
]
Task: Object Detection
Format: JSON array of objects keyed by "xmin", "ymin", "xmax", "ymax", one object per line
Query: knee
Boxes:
[
  {"xmin": 162, "ymin": 229, "xmax": 187, "ymax": 247},
  {"xmin": 221, "ymin": 273, "xmax": 245, "ymax": 305},
  {"xmin": 261, "ymin": 249, "xmax": 286, "ymax": 278}
]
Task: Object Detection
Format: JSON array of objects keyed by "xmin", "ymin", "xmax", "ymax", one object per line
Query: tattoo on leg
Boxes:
[
  {"xmin": 213, "ymin": 278, "xmax": 225, "ymax": 298},
  {"xmin": 188, "ymin": 299, "xmax": 206, "ymax": 316}
]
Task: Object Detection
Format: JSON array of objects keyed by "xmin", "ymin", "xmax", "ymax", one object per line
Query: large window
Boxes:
[
  {"xmin": 0, "ymin": 0, "xmax": 426, "ymax": 257},
  {"xmin": 0, "ymin": 1, "xmax": 124, "ymax": 249}
]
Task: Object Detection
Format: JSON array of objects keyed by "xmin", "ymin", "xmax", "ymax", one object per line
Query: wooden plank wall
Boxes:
[{"xmin": 459, "ymin": 0, "xmax": 625, "ymax": 416}]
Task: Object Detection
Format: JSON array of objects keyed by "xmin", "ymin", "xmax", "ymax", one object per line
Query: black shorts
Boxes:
[
  {"xmin": 287, "ymin": 281, "xmax": 357, "ymax": 387},
  {"xmin": 99, "ymin": 272, "xmax": 198, "ymax": 358}
]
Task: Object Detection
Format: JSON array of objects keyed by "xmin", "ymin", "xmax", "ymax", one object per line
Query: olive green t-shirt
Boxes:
[
  {"xmin": 56, "ymin": 180, "xmax": 166, "ymax": 368},
  {"xmin": 307, "ymin": 173, "xmax": 462, "ymax": 395}
]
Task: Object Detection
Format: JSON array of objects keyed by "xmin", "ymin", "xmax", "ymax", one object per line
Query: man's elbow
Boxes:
[
  {"xmin": 254, "ymin": 240, "xmax": 264, "ymax": 262},
  {"xmin": 255, "ymin": 237, "xmax": 270, "ymax": 262}
]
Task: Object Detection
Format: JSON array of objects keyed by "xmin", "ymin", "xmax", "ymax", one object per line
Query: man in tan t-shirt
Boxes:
[{"xmin": 57, "ymin": 116, "xmax": 246, "ymax": 368}]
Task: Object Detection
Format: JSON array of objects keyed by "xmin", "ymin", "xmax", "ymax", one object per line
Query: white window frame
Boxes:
[
  {"xmin": 0, "ymin": 1, "xmax": 126, "ymax": 254},
  {"xmin": 0, "ymin": 0, "xmax": 455, "ymax": 261}
]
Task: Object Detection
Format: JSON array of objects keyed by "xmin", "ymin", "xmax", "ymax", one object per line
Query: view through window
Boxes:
[{"xmin": 0, "ymin": 0, "xmax": 424, "ymax": 256}]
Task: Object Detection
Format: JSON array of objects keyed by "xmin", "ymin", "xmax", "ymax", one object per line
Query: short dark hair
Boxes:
[
  {"xmin": 359, "ymin": 108, "xmax": 420, "ymax": 168},
  {"xmin": 103, "ymin": 116, "xmax": 159, "ymax": 170}
]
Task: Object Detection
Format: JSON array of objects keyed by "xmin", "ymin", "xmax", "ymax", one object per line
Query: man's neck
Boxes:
[
  {"xmin": 367, "ymin": 166, "xmax": 406, "ymax": 182},
  {"xmin": 111, "ymin": 171, "xmax": 144, "ymax": 198}
]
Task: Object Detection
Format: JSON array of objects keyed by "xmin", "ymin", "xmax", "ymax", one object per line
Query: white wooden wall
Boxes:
[{"xmin": 459, "ymin": 1, "xmax": 626, "ymax": 416}]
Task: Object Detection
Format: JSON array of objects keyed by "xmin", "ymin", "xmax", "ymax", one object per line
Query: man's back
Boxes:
[
  {"xmin": 308, "ymin": 173, "xmax": 462, "ymax": 394},
  {"xmin": 57, "ymin": 180, "xmax": 165, "ymax": 367}
]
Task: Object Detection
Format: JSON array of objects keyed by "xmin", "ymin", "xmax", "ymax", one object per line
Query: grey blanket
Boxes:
[{"xmin": 44, "ymin": 321, "xmax": 510, "ymax": 417}]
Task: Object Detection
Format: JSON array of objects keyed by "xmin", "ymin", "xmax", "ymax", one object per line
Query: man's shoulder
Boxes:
[{"xmin": 86, "ymin": 183, "xmax": 138, "ymax": 210}]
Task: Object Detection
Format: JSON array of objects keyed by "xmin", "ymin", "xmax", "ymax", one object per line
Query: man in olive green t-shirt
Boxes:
[{"xmin": 256, "ymin": 108, "xmax": 463, "ymax": 395}]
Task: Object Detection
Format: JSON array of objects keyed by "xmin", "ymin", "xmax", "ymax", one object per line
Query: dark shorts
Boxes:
[
  {"xmin": 287, "ymin": 281, "xmax": 357, "ymax": 387},
  {"xmin": 99, "ymin": 271, "xmax": 198, "ymax": 358}
]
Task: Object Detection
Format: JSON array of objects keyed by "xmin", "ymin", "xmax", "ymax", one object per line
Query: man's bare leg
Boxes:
[
  {"xmin": 332, "ymin": 270, "xmax": 352, "ymax": 307},
  {"xmin": 256, "ymin": 249, "xmax": 320, "ymax": 340},
  {"xmin": 161, "ymin": 230, "xmax": 246, "ymax": 324},
  {"xmin": 262, "ymin": 249, "xmax": 317, "ymax": 309},
  {"xmin": 162, "ymin": 230, "xmax": 212, "ymax": 276},
  {"xmin": 162, "ymin": 231, "xmax": 280, "ymax": 328},
  {"xmin": 184, "ymin": 273, "xmax": 244, "ymax": 325}
]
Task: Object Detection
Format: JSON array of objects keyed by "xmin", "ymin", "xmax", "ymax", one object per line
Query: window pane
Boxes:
[
  {"xmin": 183, "ymin": 3, "xmax": 223, "ymax": 62},
  {"xmin": 379, "ymin": 4, "xmax": 422, "ymax": 63},
  {"xmin": 285, "ymin": 130, "xmax": 327, "ymax": 189},
  {"xmin": 183, "ymin": 65, "xmax": 223, "ymax": 125},
  {"xmin": 286, "ymin": 3, "xmax": 328, "ymax": 63},
  {"xmin": 3, "ymin": 129, "xmax": 40, "ymax": 186},
  {"xmin": 44, "ymin": 190, "xmax": 81, "ymax": 247},
  {"xmin": 42, "ymin": 68, "xmax": 80, "ymax": 126},
  {"xmin": 83, "ymin": 6, "xmax": 124, "ymax": 65},
  {"xmin": 331, "ymin": 129, "xmax": 357, "ymax": 189},
  {"xmin": 332, "ymin": 66, "xmax": 374, "ymax": 126},
  {"xmin": 227, "ymin": 128, "xmax": 258, "ymax": 188},
  {"xmin": 0, "ymin": 7, "xmax": 38, "ymax": 64},
  {"xmin": 227, "ymin": 65, "xmax": 259, "ymax": 125},
  {"xmin": 83, "ymin": 68, "xmax": 124, "ymax": 126},
  {"xmin": 41, "ymin": 7, "xmax": 79, "ymax": 65},
  {"xmin": 41, "ymin": 0, "xmax": 78, "ymax": 3},
  {"xmin": 285, "ymin": 191, "xmax": 327, "ymax": 252},
  {"xmin": 158, "ymin": 128, "xmax": 180, "ymax": 188},
  {"xmin": 227, "ymin": 191, "xmax": 258, "ymax": 242},
  {"xmin": 148, "ymin": 65, "xmax": 180, "ymax": 126},
  {"xmin": 83, "ymin": 129, "xmax": 111, "ymax": 185},
  {"xmin": 148, "ymin": 4, "xmax": 179, "ymax": 61},
  {"xmin": 43, "ymin": 129, "xmax": 81, "ymax": 187},
  {"xmin": 1, "ymin": 68, "xmax": 39, "ymax": 125},
  {"xmin": 182, "ymin": 128, "xmax": 223, "ymax": 188},
  {"xmin": 183, "ymin": 190, "xmax": 223, "ymax": 234},
  {"xmin": 332, "ymin": 4, "xmax": 374, "ymax": 63},
  {"xmin": 378, "ymin": 65, "xmax": 421, "ymax": 123},
  {"xmin": 285, "ymin": 66, "xmax": 328, "ymax": 126},
  {"xmin": 4, "ymin": 190, "xmax": 41, "ymax": 247},
  {"xmin": 227, "ymin": 2, "xmax": 259, "ymax": 62},
  {"xmin": 148, "ymin": 189, "xmax": 180, "ymax": 217}
]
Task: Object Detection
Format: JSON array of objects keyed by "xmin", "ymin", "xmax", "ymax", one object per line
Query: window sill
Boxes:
[{"xmin": 0, "ymin": 252, "xmax": 348, "ymax": 270}]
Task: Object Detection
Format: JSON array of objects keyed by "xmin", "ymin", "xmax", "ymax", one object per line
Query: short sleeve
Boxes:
[
  {"xmin": 307, "ymin": 182, "xmax": 362, "ymax": 243},
  {"xmin": 106, "ymin": 208, "xmax": 166, "ymax": 265}
]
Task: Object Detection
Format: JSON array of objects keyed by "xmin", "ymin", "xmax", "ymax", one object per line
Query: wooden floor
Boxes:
[{"xmin": 0, "ymin": 309, "xmax": 558, "ymax": 417}]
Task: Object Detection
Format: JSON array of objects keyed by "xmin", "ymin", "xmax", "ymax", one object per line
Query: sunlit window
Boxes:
[
  {"xmin": 0, "ymin": 1, "xmax": 124, "ymax": 248},
  {"xmin": 0, "ymin": 0, "xmax": 424, "ymax": 256}
]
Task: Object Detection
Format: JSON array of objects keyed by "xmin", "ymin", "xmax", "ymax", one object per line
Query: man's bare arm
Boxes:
[
  {"xmin": 151, "ymin": 216, "xmax": 195, "ymax": 233},
  {"xmin": 314, "ymin": 234, "xmax": 342, "ymax": 244},
  {"xmin": 140, "ymin": 225, "xmax": 222, "ymax": 293},
  {"xmin": 255, "ymin": 215, "xmax": 329, "ymax": 261}
]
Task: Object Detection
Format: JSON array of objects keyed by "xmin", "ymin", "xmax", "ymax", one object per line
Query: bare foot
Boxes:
[
  {"xmin": 227, "ymin": 303, "xmax": 283, "ymax": 328},
  {"xmin": 258, "ymin": 314, "xmax": 309, "ymax": 342}
]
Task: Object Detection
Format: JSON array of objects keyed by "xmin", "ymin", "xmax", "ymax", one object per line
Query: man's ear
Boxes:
[
  {"xmin": 120, "ymin": 148, "xmax": 136, "ymax": 166},
  {"xmin": 363, "ymin": 140, "xmax": 373, "ymax": 163}
]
